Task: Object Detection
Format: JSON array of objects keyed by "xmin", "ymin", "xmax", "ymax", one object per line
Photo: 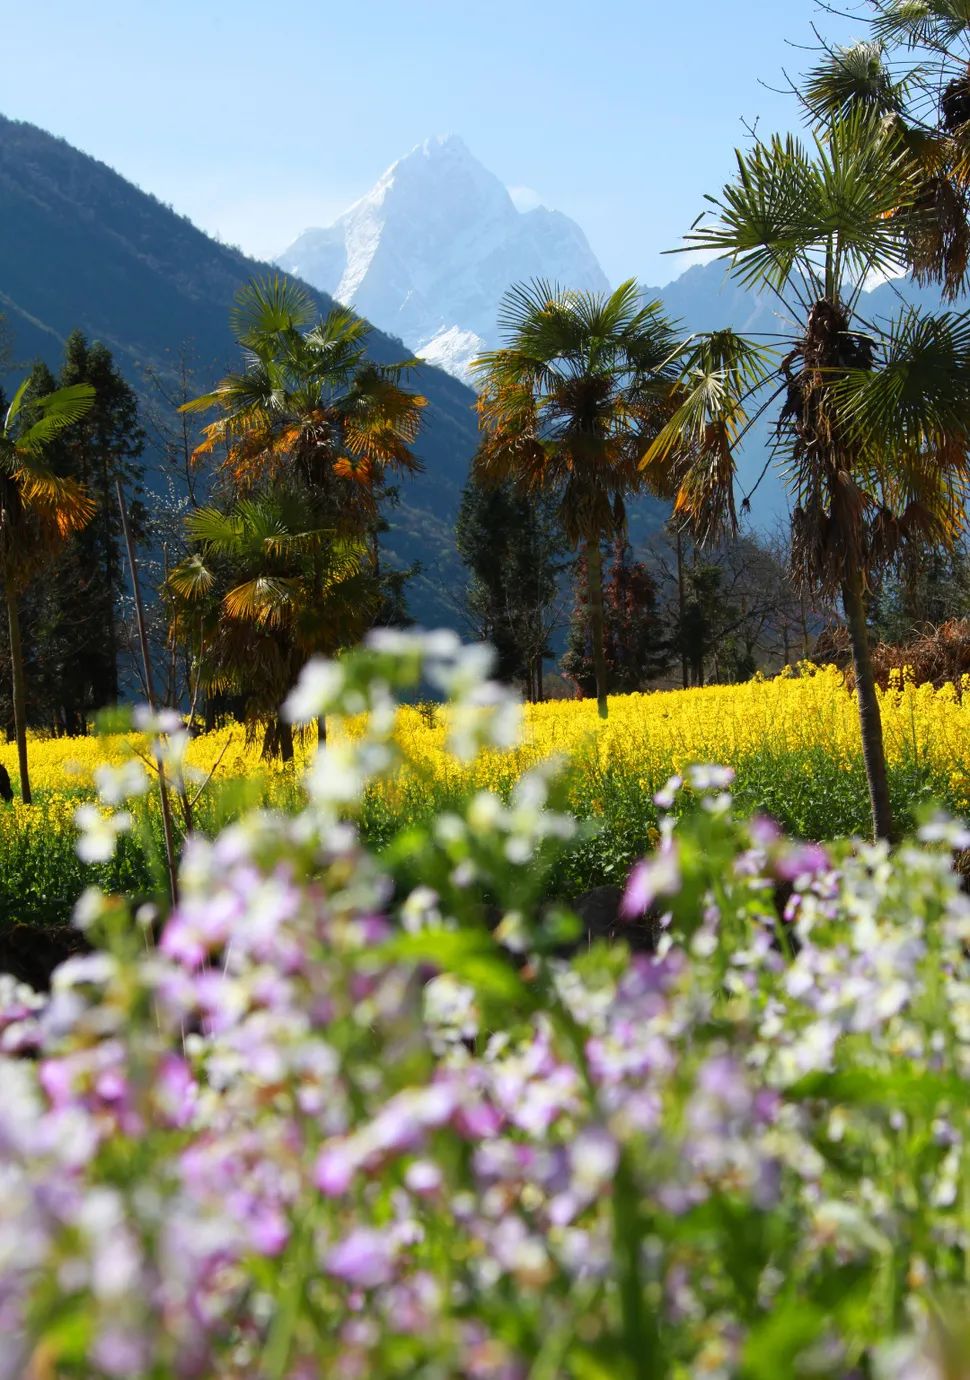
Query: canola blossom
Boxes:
[
  {"xmin": 2, "ymin": 665, "xmax": 970, "ymax": 920},
  {"xmin": 2, "ymin": 663, "xmax": 970, "ymax": 797},
  {"xmin": 1, "ymin": 633, "xmax": 968, "ymax": 1378}
]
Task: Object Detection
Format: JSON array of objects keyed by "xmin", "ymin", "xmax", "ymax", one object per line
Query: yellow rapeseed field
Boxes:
[
  {"xmin": 2, "ymin": 665, "xmax": 970, "ymax": 915},
  {"xmin": 2, "ymin": 664, "xmax": 969, "ymax": 811}
]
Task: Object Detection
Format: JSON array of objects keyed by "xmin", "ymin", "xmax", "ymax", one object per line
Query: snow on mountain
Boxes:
[
  {"xmin": 415, "ymin": 325, "xmax": 488, "ymax": 385},
  {"xmin": 276, "ymin": 135, "xmax": 609, "ymax": 382}
]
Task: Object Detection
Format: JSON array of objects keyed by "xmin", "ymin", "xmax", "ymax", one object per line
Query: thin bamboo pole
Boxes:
[{"xmin": 115, "ymin": 479, "xmax": 179, "ymax": 906}]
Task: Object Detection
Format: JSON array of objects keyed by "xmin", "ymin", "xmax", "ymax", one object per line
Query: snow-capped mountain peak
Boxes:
[{"xmin": 276, "ymin": 136, "xmax": 609, "ymax": 383}]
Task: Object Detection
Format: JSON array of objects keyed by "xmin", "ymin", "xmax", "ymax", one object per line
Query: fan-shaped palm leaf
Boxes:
[
  {"xmin": 229, "ymin": 274, "xmax": 316, "ymax": 348},
  {"xmin": 167, "ymin": 552, "xmax": 216, "ymax": 603},
  {"xmin": 803, "ymin": 41, "xmax": 909, "ymax": 122},
  {"xmin": 833, "ymin": 308, "xmax": 970, "ymax": 460},
  {"xmin": 871, "ymin": 0, "xmax": 970, "ymax": 50}
]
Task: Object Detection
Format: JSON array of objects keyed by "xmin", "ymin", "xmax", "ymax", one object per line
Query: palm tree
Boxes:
[
  {"xmin": 167, "ymin": 489, "xmax": 375, "ymax": 758},
  {"xmin": 646, "ymin": 111, "xmax": 970, "ymax": 841},
  {"xmin": 182, "ymin": 276, "xmax": 426, "ymax": 544},
  {"xmin": 473, "ymin": 280, "xmax": 681, "ymax": 717},
  {"xmin": 1, "ymin": 379, "xmax": 94, "ymax": 802},
  {"xmin": 801, "ymin": 8, "xmax": 970, "ymax": 298}
]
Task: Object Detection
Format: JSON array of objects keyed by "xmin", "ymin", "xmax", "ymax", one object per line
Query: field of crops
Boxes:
[{"xmin": 2, "ymin": 663, "xmax": 970, "ymax": 923}]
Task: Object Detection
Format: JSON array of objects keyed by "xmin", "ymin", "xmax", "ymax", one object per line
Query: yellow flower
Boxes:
[{"xmin": 3, "ymin": 664, "xmax": 968, "ymax": 826}]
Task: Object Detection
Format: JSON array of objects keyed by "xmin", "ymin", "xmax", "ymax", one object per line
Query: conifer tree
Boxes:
[
  {"xmin": 56, "ymin": 332, "xmax": 146, "ymax": 708},
  {"xmin": 456, "ymin": 477, "xmax": 570, "ymax": 699},
  {"xmin": 0, "ymin": 341, "xmax": 146, "ymax": 732}
]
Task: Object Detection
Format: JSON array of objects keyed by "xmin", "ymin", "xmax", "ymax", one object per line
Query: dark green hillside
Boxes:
[{"xmin": 0, "ymin": 114, "xmax": 482, "ymax": 626}]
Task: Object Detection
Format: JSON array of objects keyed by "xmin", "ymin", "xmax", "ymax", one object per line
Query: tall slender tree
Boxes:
[
  {"xmin": 56, "ymin": 333, "xmax": 146, "ymax": 707},
  {"xmin": 0, "ymin": 378, "xmax": 94, "ymax": 801},
  {"xmin": 456, "ymin": 476, "xmax": 570, "ymax": 698},
  {"xmin": 474, "ymin": 280, "xmax": 681, "ymax": 717},
  {"xmin": 647, "ymin": 110, "xmax": 970, "ymax": 840}
]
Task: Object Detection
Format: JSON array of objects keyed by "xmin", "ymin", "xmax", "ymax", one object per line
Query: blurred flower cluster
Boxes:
[{"xmin": 2, "ymin": 631, "xmax": 970, "ymax": 1378}]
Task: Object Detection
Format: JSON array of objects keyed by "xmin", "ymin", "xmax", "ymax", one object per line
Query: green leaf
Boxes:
[
  {"xmin": 230, "ymin": 273, "xmax": 316, "ymax": 347},
  {"xmin": 14, "ymin": 382, "xmax": 96, "ymax": 450},
  {"xmin": 380, "ymin": 928, "xmax": 529, "ymax": 1001},
  {"xmin": 3, "ymin": 376, "xmax": 30, "ymax": 433},
  {"xmin": 94, "ymin": 704, "xmax": 135, "ymax": 736},
  {"xmin": 741, "ymin": 1297, "xmax": 826, "ymax": 1379},
  {"xmin": 789, "ymin": 1065, "xmax": 967, "ymax": 1113},
  {"xmin": 803, "ymin": 41, "xmax": 905, "ymax": 124}
]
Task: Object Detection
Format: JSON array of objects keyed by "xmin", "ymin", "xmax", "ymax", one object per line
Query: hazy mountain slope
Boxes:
[
  {"xmin": 277, "ymin": 135, "xmax": 610, "ymax": 383},
  {"xmin": 0, "ymin": 114, "xmax": 485, "ymax": 627}
]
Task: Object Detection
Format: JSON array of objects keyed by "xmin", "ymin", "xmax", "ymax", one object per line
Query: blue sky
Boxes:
[{"xmin": 6, "ymin": 0, "xmax": 861, "ymax": 285}]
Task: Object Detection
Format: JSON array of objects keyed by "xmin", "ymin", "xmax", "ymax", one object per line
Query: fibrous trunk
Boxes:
[
  {"xmin": 586, "ymin": 537, "xmax": 609, "ymax": 719},
  {"xmin": 6, "ymin": 590, "xmax": 31, "ymax": 804},
  {"xmin": 262, "ymin": 716, "xmax": 295, "ymax": 763},
  {"xmin": 842, "ymin": 568, "xmax": 895, "ymax": 843}
]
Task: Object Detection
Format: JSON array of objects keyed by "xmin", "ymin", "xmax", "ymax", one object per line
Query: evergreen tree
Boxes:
[
  {"xmin": 0, "ymin": 365, "xmax": 95, "ymax": 737},
  {"xmin": 678, "ymin": 563, "xmax": 730, "ymax": 688},
  {"xmin": 0, "ymin": 373, "xmax": 94, "ymax": 798},
  {"xmin": 562, "ymin": 537, "xmax": 669, "ymax": 696},
  {"xmin": 456, "ymin": 478, "xmax": 570, "ymax": 699},
  {"xmin": 56, "ymin": 332, "xmax": 146, "ymax": 710}
]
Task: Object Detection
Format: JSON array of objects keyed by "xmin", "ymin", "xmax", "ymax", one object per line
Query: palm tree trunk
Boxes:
[
  {"xmin": 6, "ymin": 588, "xmax": 31, "ymax": 804},
  {"xmin": 676, "ymin": 528, "xmax": 688, "ymax": 690},
  {"xmin": 842, "ymin": 569, "xmax": 894, "ymax": 843},
  {"xmin": 317, "ymin": 714, "xmax": 327, "ymax": 749},
  {"xmin": 586, "ymin": 537, "xmax": 609, "ymax": 719},
  {"xmin": 278, "ymin": 717, "xmax": 294, "ymax": 764}
]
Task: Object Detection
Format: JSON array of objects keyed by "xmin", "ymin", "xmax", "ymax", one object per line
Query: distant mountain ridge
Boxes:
[
  {"xmin": 277, "ymin": 135, "xmax": 610, "ymax": 383},
  {"xmin": 0, "ymin": 114, "xmax": 487, "ymax": 628}
]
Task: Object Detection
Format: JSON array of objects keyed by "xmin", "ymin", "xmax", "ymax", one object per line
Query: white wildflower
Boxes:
[
  {"xmin": 74, "ymin": 804, "xmax": 132, "ymax": 864},
  {"xmin": 94, "ymin": 759, "xmax": 149, "ymax": 806},
  {"xmin": 283, "ymin": 658, "xmax": 345, "ymax": 724}
]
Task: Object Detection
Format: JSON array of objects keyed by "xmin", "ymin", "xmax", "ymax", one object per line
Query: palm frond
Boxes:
[
  {"xmin": 871, "ymin": 0, "xmax": 970, "ymax": 50},
  {"xmin": 229, "ymin": 275, "xmax": 316, "ymax": 347},
  {"xmin": 3, "ymin": 378, "xmax": 31, "ymax": 434},
  {"xmin": 13, "ymin": 383, "xmax": 96, "ymax": 453},
  {"xmin": 12, "ymin": 467, "xmax": 95, "ymax": 536},
  {"xmin": 803, "ymin": 42, "xmax": 906, "ymax": 123},
  {"xmin": 184, "ymin": 505, "xmax": 246, "ymax": 551},
  {"xmin": 684, "ymin": 111, "xmax": 919, "ymax": 296},
  {"xmin": 833, "ymin": 307, "xmax": 970, "ymax": 461},
  {"xmin": 167, "ymin": 553, "xmax": 216, "ymax": 603},
  {"xmin": 224, "ymin": 575, "xmax": 302, "ymax": 627}
]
